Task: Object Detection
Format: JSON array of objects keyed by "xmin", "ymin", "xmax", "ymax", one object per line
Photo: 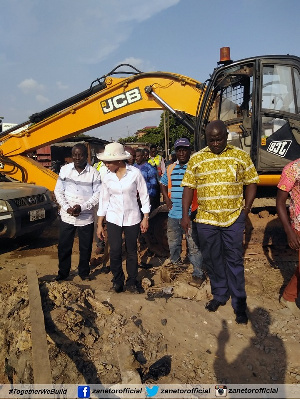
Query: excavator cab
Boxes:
[{"xmin": 196, "ymin": 50, "xmax": 300, "ymax": 184}]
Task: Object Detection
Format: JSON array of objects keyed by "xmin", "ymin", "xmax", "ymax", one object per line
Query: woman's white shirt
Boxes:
[{"xmin": 97, "ymin": 164, "xmax": 150, "ymax": 226}]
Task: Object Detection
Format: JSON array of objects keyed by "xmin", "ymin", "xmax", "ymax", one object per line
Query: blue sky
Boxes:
[{"xmin": 0, "ymin": 0, "xmax": 299, "ymax": 141}]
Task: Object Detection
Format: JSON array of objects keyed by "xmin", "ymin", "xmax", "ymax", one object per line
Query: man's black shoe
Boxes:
[
  {"xmin": 113, "ymin": 283, "xmax": 124, "ymax": 293},
  {"xmin": 55, "ymin": 275, "xmax": 68, "ymax": 281},
  {"xmin": 205, "ymin": 299, "xmax": 226, "ymax": 312},
  {"xmin": 235, "ymin": 311, "xmax": 248, "ymax": 325},
  {"xmin": 79, "ymin": 275, "xmax": 90, "ymax": 281},
  {"xmin": 125, "ymin": 284, "xmax": 145, "ymax": 294}
]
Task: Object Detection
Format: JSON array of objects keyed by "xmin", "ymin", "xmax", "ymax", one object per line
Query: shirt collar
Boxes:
[
  {"xmin": 203, "ymin": 144, "xmax": 232, "ymax": 154},
  {"xmin": 71, "ymin": 162, "xmax": 90, "ymax": 173}
]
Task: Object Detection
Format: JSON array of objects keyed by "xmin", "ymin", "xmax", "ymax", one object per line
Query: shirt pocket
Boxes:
[{"xmin": 227, "ymin": 162, "xmax": 243, "ymax": 182}]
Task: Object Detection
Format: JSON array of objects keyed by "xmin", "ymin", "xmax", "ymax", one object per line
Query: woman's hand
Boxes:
[
  {"xmin": 140, "ymin": 216, "xmax": 149, "ymax": 233},
  {"xmin": 97, "ymin": 223, "xmax": 105, "ymax": 240}
]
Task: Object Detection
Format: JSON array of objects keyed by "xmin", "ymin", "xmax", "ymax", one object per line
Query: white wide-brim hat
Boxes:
[{"xmin": 96, "ymin": 142, "xmax": 131, "ymax": 161}]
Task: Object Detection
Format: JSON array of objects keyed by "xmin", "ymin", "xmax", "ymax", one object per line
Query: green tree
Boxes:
[
  {"xmin": 139, "ymin": 112, "xmax": 195, "ymax": 150},
  {"xmin": 118, "ymin": 111, "xmax": 195, "ymax": 150}
]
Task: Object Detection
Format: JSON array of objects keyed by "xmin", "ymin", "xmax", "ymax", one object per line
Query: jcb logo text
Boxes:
[
  {"xmin": 101, "ymin": 88, "xmax": 142, "ymax": 114},
  {"xmin": 267, "ymin": 140, "xmax": 292, "ymax": 157}
]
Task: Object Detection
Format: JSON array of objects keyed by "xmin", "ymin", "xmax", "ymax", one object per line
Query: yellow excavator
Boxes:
[{"xmin": 1, "ymin": 48, "xmax": 300, "ymax": 191}]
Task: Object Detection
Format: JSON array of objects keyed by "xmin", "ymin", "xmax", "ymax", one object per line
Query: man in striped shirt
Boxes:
[
  {"xmin": 161, "ymin": 138, "xmax": 205, "ymax": 285},
  {"xmin": 181, "ymin": 121, "xmax": 259, "ymax": 324}
]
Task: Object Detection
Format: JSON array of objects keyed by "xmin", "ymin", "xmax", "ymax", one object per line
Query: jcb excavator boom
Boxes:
[
  {"xmin": 0, "ymin": 67, "xmax": 203, "ymax": 190},
  {"xmin": 2, "ymin": 49, "xmax": 300, "ymax": 191}
]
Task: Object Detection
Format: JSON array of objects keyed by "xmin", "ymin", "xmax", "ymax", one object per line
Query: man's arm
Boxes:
[
  {"xmin": 160, "ymin": 183, "xmax": 172, "ymax": 210},
  {"xmin": 243, "ymin": 183, "xmax": 257, "ymax": 216},
  {"xmin": 160, "ymin": 169, "xmax": 172, "ymax": 210},
  {"xmin": 276, "ymin": 188, "xmax": 300, "ymax": 250},
  {"xmin": 181, "ymin": 187, "xmax": 194, "ymax": 234}
]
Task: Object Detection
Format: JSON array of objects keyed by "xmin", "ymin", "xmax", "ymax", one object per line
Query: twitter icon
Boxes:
[{"xmin": 145, "ymin": 385, "xmax": 159, "ymax": 397}]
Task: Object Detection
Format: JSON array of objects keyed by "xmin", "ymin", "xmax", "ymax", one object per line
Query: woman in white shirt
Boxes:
[{"xmin": 97, "ymin": 142, "xmax": 150, "ymax": 293}]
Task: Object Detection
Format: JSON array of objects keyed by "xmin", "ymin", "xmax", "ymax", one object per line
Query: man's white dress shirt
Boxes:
[{"xmin": 54, "ymin": 162, "xmax": 101, "ymax": 226}]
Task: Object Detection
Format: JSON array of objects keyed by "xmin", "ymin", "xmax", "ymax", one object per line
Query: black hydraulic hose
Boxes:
[
  {"xmin": 0, "ymin": 120, "xmax": 30, "ymax": 138},
  {"xmin": 29, "ymin": 81, "xmax": 106, "ymax": 124},
  {"xmin": 29, "ymin": 64, "xmax": 143, "ymax": 125},
  {"xmin": 0, "ymin": 155, "xmax": 27, "ymax": 182}
]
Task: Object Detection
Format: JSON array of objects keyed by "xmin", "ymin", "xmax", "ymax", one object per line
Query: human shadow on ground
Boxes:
[
  {"xmin": 214, "ymin": 307, "xmax": 286, "ymax": 389},
  {"xmin": 262, "ymin": 218, "xmax": 298, "ymax": 297}
]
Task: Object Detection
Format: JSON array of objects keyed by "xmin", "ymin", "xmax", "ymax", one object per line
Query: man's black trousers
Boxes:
[{"xmin": 58, "ymin": 220, "xmax": 94, "ymax": 278}]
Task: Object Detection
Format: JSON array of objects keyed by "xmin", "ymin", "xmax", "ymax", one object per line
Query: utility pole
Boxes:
[{"xmin": 163, "ymin": 111, "xmax": 169, "ymax": 159}]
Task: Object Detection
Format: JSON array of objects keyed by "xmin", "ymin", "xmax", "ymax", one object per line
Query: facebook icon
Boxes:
[{"xmin": 78, "ymin": 386, "xmax": 90, "ymax": 398}]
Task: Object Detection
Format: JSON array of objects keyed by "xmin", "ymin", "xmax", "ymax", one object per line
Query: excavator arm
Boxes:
[{"xmin": 0, "ymin": 67, "xmax": 203, "ymax": 190}]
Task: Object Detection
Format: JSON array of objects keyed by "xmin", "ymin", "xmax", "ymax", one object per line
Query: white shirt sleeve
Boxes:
[
  {"xmin": 54, "ymin": 168, "xmax": 70, "ymax": 212},
  {"xmin": 136, "ymin": 169, "xmax": 151, "ymax": 214},
  {"xmin": 97, "ymin": 179, "xmax": 109, "ymax": 217},
  {"xmin": 80, "ymin": 172, "xmax": 101, "ymax": 212}
]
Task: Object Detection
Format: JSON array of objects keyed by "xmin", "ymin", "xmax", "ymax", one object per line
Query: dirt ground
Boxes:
[{"xmin": 0, "ymin": 199, "xmax": 299, "ymax": 387}]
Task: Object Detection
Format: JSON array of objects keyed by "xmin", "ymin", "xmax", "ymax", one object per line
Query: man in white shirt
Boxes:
[{"xmin": 54, "ymin": 143, "xmax": 101, "ymax": 281}]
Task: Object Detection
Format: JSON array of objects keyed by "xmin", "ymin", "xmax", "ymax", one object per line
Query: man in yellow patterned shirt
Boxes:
[{"xmin": 181, "ymin": 120, "xmax": 259, "ymax": 324}]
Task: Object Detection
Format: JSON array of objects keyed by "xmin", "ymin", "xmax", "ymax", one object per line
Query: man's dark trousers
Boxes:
[
  {"xmin": 196, "ymin": 212, "xmax": 247, "ymax": 312},
  {"xmin": 58, "ymin": 220, "xmax": 94, "ymax": 278}
]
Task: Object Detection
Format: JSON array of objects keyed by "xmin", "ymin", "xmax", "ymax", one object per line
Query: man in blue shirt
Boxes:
[
  {"xmin": 160, "ymin": 138, "xmax": 205, "ymax": 285},
  {"xmin": 134, "ymin": 148, "xmax": 160, "ymax": 212}
]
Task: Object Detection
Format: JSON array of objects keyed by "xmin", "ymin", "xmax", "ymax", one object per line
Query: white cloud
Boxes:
[
  {"xmin": 114, "ymin": 0, "xmax": 180, "ymax": 23},
  {"xmin": 81, "ymin": 43, "xmax": 120, "ymax": 65},
  {"xmin": 118, "ymin": 57, "xmax": 153, "ymax": 72},
  {"xmin": 18, "ymin": 78, "xmax": 44, "ymax": 93},
  {"xmin": 56, "ymin": 81, "xmax": 68, "ymax": 90},
  {"xmin": 35, "ymin": 94, "xmax": 50, "ymax": 104}
]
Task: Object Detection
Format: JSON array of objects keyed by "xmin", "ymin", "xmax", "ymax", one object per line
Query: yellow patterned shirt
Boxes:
[{"xmin": 181, "ymin": 145, "xmax": 259, "ymax": 227}]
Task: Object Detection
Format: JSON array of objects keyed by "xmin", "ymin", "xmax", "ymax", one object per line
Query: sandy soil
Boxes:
[{"xmin": 0, "ymin": 202, "xmax": 299, "ymax": 386}]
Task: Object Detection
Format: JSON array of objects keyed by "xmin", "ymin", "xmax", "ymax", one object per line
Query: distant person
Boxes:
[
  {"xmin": 148, "ymin": 144, "xmax": 165, "ymax": 179},
  {"xmin": 181, "ymin": 120, "xmax": 259, "ymax": 324},
  {"xmin": 165, "ymin": 150, "xmax": 177, "ymax": 167},
  {"xmin": 276, "ymin": 158, "xmax": 300, "ymax": 314},
  {"xmin": 143, "ymin": 148, "xmax": 150, "ymax": 161},
  {"xmin": 93, "ymin": 145, "xmax": 108, "ymax": 180},
  {"xmin": 93, "ymin": 146, "xmax": 108, "ymax": 255},
  {"xmin": 134, "ymin": 148, "xmax": 160, "ymax": 212},
  {"xmin": 161, "ymin": 138, "xmax": 205, "ymax": 286},
  {"xmin": 124, "ymin": 145, "xmax": 136, "ymax": 165},
  {"xmin": 54, "ymin": 143, "xmax": 101, "ymax": 281},
  {"xmin": 97, "ymin": 142, "xmax": 150, "ymax": 293}
]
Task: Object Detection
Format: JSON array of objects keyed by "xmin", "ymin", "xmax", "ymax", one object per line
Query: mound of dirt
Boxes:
[{"xmin": 0, "ymin": 207, "xmax": 299, "ymax": 385}]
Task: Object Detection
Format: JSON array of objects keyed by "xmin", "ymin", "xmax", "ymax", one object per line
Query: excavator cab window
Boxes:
[
  {"xmin": 206, "ymin": 63, "xmax": 254, "ymax": 154},
  {"xmin": 262, "ymin": 65, "xmax": 296, "ymax": 113},
  {"xmin": 258, "ymin": 63, "xmax": 300, "ymax": 172},
  {"xmin": 200, "ymin": 57, "xmax": 300, "ymax": 174},
  {"xmin": 295, "ymin": 69, "xmax": 300, "ymax": 110}
]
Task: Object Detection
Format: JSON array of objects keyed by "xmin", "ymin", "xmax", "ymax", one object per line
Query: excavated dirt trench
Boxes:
[{"xmin": 0, "ymin": 202, "xmax": 299, "ymax": 385}]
